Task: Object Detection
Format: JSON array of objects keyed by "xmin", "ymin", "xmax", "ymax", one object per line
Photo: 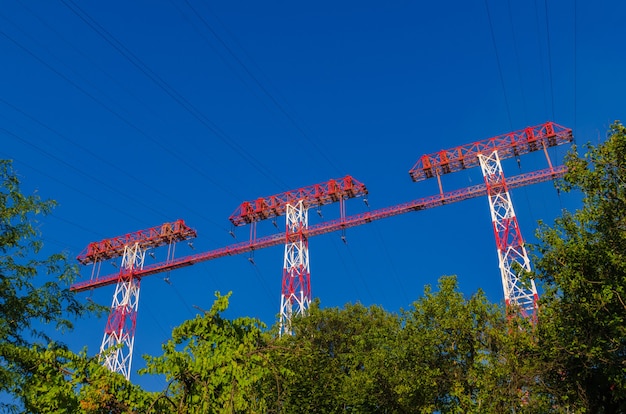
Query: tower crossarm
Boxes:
[
  {"xmin": 77, "ymin": 219, "xmax": 197, "ymax": 265},
  {"xmin": 409, "ymin": 122, "xmax": 572, "ymax": 182},
  {"xmin": 71, "ymin": 165, "xmax": 565, "ymax": 293},
  {"xmin": 229, "ymin": 175, "xmax": 368, "ymax": 226}
]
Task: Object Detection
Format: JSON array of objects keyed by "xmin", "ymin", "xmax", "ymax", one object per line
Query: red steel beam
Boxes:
[
  {"xmin": 409, "ymin": 122, "xmax": 573, "ymax": 182},
  {"xmin": 77, "ymin": 219, "xmax": 197, "ymax": 265},
  {"xmin": 71, "ymin": 166, "xmax": 565, "ymax": 293},
  {"xmin": 229, "ymin": 175, "xmax": 368, "ymax": 226}
]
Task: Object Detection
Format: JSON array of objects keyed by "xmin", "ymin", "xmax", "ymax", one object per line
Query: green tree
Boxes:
[
  {"xmin": 4, "ymin": 343, "xmax": 152, "ymax": 413},
  {"xmin": 274, "ymin": 276, "xmax": 547, "ymax": 413},
  {"xmin": 533, "ymin": 121, "xmax": 626, "ymax": 412},
  {"xmin": 276, "ymin": 300, "xmax": 402, "ymax": 413},
  {"xmin": 140, "ymin": 292, "xmax": 284, "ymax": 413},
  {"xmin": 396, "ymin": 275, "xmax": 543, "ymax": 413},
  {"xmin": 0, "ymin": 159, "xmax": 103, "ymax": 412}
]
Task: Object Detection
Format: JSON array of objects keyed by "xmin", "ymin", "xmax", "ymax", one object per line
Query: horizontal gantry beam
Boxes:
[
  {"xmin": 409, "ymin": 122, "xmax": 573, "ymax": 182},
  {"xmin": 229, "ymin": 175, "xmax": 368, "ymax": 226},
  {"xmin": 77, "ymin": 220, "xmax": 197, "ymax": 265},
  {"xmin": 70, "ymin": 166, "xmax": 565, "ymax": 293}
]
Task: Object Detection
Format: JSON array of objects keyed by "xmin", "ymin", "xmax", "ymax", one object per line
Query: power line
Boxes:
[
  {"xmin": 0, "ymin": 98, "xmax": 230, "ymax": 238},
  {"xmin": 1, "ymin": 125, "xmax": 179, "ymax": 223},
  {"xmin": 0, "ymin": 23, "xmax": 243, "ymax": 204},
  {"xmin": 506, "ymin": 0, "xmax": 529, "ymax": 125},
  {"xmin": 533, "ymin": 0, "xmax": 550, "ymax": 119},
  {"xmin": 59, "ymin": 0, "xmax": 289, "ymax": 191},
  {"xmin": 5, "ymin": 1, "xmax": 236, "ymax": 235},
  {"xmin": 543, "ymin": 0, "xmax": 556, "ymax": 121},
  {"xmin": 483, "ymin": 0, "xmax": 513, "ymax": 130},
  {"xmin": 574, "ymin": 0, "xmax": 578, "ymax": 136},
  {"xmin": 176, "ymin": 0, "xmax": 344, "ymax": 175}
]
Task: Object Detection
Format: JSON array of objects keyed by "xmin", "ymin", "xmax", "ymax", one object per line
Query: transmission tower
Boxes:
[
  {"xmin": 72, "ymin": 122, "xmax": 572, "ymax": 378},
  {"xmin": 280, "ymin": 200, "xmax": 310, "ymax": 335},
  {"xmin": 479, "ymin": 151, "xmax": 537, "ymax": 318},
  {"xmin": 77, "ymin": 220, "xmax": 197, "ymax": 379},
  {"xmin": 409, "ymin": 121, "xmax": 572, "ymax": 318},
  {"xmin": 228, "ymin": 175, "xmax": 368, "ymax": 336}
]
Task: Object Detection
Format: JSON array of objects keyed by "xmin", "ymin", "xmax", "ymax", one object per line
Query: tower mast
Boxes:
[
  {"xmin": 409, "ymin": 121, "xmax": 572, "ymax": 318},
  {"xmin": 229, "ymin": 175, "xmax": 368, "ymax": 335},
  {"xmin": 77, "ymin": 220, "xmax": 197, "ymax": 379},
  {"xmin": 70, "ymin": 122, "xmax": 573, "ymax": 376},
  {"xmin": 479, "ymin": 151, "xmax": 538, "ymax": 319}
]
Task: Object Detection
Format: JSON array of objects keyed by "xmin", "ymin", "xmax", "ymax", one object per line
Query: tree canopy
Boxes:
[
  {"xmin": 533, "ymin": 121, "xmax": 626, "ymax": 412},
  {"xmin": 2, "ymin": 121, "xmax": 626, "ymax": 413}
]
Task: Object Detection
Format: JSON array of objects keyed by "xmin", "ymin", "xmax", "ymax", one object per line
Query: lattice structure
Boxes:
[
  {"xmin": 71, "ymin": 166, "xmax": 567, "ymax": 293},
  {"xmin": 70, "ymin": 122, "xmax": 573, "ymax": 378},
  {"xmin": 228, "ymin": 176, "xmax": 368, "ymax": 335},
  {"xmin": 279, "ymin": 201, "xmax": 311, "ymax": 336},
  {"xmin": 78, "ymin": 219, "xmax": 197, "ymax": 265},
  {"xmin": 479, "ymin": 151, "xmax": 538, "ymax": 319},
  {"xmin": 409, "ymin": 122, "xmax": 572, "ymax": 319},
  {"xmin": 409, "ymin": 121, "xmax": 572, "ymax": 181},
  {"xmin": 77, "ymin": 220, "xmax": 196, "ymax": 379},
  {"xmin": 229, "ymin": 175, "xmax": 367, "ymax": 226},
  {"xmin": 100, "ymin": 243, "xmax": 143, "ymax": 380}
]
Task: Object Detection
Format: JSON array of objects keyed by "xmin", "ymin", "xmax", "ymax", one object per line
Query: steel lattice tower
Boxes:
[
  {"xmin": 76, "ymin": 220, "xmax": 197, "ymax": 379},
  {"xmin": 478, "ymin": 151, "xmax": 538, "ymax": 319},
  {"xmin": 279, "ymin": 200, "xmax": 311, "ymax": 336},
  {"xmin": 409, "ymin": 122, "xmax": 572, "ymax": 319},
  {"xmin": 228, "ymin": 176, "xmax": 368, "ymax": 335},
  {"xmin": 100, "ymin": 243, "xmax": 143, "ymax": 380},
  {"xmin": 71, "ymin": 122, "xmax": 573, "ymax": 378}
]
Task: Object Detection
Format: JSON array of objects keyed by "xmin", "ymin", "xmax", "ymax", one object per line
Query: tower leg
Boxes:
[
  {"xmin": 279, "ymin": 200, "xmax": 311, "ymax": 336},
  {"xmin": 478, "ymin": 151, "xmax": 538, "ymax": 320},
  {"xmin": 99, "ymin": 243, "xmax": 144, "ymax": 380}
]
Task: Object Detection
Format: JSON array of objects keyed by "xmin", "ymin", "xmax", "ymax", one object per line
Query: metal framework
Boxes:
[
  {"xmin": 279, "ymin": 201, "xmax": 311, "ymax": 336},
  {"xmin": 78, "ymin": 219, "xmax": 197, "ymax": 265},
  {"xmin": 229, "ymin": 175, "xmax": 368, "ymax": 226},
  {"xmin": 71, "ymin": 122, "xmax": 573, "ymax": 379},
  {"xmin": 409, "ymin": 121, "xmax": 572, "ymax": 318},
  {"xmin": 479, "ymin": 151, "xmax": 538, "ymax": 319},
  {"xmin": 100, "ymin": 243, "xmax": 143, "ymax": 380},
  {"xmin": 77, "ymin": 220, "xmax": 197, "ymax": 379},
  {"xmin": 71, "ymin": 166, "xmax": 567, "ymax": 293},
  {"xmin": 409, "ymin": 121, "xmax": 572, "ymax": 181},
  {"xmin": 229, "ymin": 175, "xmax": 367, "ymax": 335}
]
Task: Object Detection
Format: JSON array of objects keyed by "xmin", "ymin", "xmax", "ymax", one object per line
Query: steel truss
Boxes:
[
  {"xmin": 100, "ymin": 243, "xmax": 143, "ymax": 380},
  {"xmin": 479, "ymin": 151, "xmax": 538, "ymax": 319},
  {"xmin": 279, "ymin": 201, "xmax": 311, "ymax": 336}
]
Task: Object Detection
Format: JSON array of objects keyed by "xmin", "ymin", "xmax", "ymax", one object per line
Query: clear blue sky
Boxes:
[{"xmin": 3, "ymin": 0, "xmax": 625, "ymax": 389}]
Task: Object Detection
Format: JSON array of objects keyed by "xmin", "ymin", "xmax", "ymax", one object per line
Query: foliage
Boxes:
[
  {"xmin": 274, "ymin": 299, "xmax": 402, "ymax": 412},
  {"xmin": 2, "ymin": 343, "xmax": 153, "ymax": 413},
  {"xmin": 140, "ymin": 291, "xmax": 285, "ymax": 413},
  {"xmin": 4, "ymin": 122, "xmax": 626, "ymax": 413},
  {"xmin": 0, "ymin": 160, "xmax": 102, "ymax": 412},
  {"xmin": 533, "ymin": 121, "xmax": 626, "ymax": 412},
  {"xmin": 272, "ymin": 276, "xmax": 544, "ymax": 413}
]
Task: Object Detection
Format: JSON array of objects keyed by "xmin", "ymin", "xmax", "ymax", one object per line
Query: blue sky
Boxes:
[{"xmin": 3, "ymin": 0, "xmax": 625, "ymax": 389}]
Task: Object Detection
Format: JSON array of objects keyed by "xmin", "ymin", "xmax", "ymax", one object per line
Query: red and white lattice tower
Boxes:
[
  {"xmin": 100, "ymin": 243, "xmax": 144, "ymax": 380},
  {"xmin": 69, "ymin": 123, "xmax": 572, "ymax": 364},
  {"xmin": 279, "ymin": 200, "xmax": 311, "ymax": 336},
  {"xmin": 409, "ymin": 122, "xmax": 573, "ymax": 319},
  {"xmin": 228, "ymin": 176, "xmax": 368, "ymax": 334},
  {"xmin": 478, "ymin": 151, "xmax": 538, "ymax": 319},
  {"xmin": 76, "ymin": 220, "xmax": 197, "ymax": 379}
]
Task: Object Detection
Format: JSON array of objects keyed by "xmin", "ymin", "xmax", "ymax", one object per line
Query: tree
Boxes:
[
  {"xmin": 395, "ymin": 275, "xmax": 550, "ymax": 413},
  {"xmin": 140, "ymin": 292, "xmax": 284, "ymax": 413},
  {"xmin": 533, "ymin": 121, "xmax": 626, "ymax": 412},
  {"xmin": 274, "ymin": 276, "xmax": 541, "ymax": 413},
  {"xmin": 0, "ymin": 159, "xmax": 102, "ymax": 412},
  {"xmin": 275, "ymin": 300, "xmax": 402, "ymax": 413}
]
